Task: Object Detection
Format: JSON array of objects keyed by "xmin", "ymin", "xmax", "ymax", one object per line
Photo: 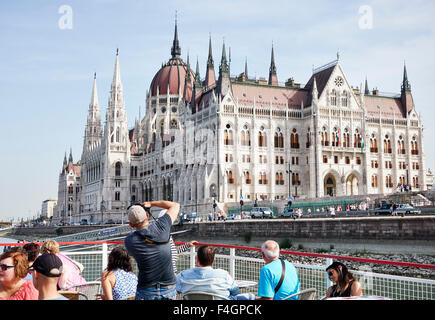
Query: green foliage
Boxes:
[
  {"xmin": 279, "ymin": 238, "xmax": 293, "ymax": 249},
  {"xmin": 55, "ymin": 228, "xmax": 64, "ymax": 236},
  {"xmin": 243, "ymin": 232, "xmax": 252, "ymax": 243},
  {"xmin": 297, "ymin": 244, "xmax": 304, "ymax": 250}
]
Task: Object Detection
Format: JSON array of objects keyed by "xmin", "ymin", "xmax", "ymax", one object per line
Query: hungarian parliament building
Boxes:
[{"xmin": 53, "ymin": 22, "xmax": 432, "ymax": 223}]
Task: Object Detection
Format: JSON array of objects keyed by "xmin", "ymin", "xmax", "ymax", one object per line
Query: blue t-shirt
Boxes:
[
  {"xmin": 124, "ymin": 214, "xmax": 175, "ymax": 290},
  {"xmin": 257, "ymin": 259, "xmax": 300, "ymax": 300}
]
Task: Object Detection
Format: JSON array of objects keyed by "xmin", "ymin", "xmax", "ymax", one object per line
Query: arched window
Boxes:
[
  {"xmin": 116, "ymin": 127, "xmax": 120, "ymax": 143},
  {"xmin": 241, "ymin": 125, "xmax": 251, "ymax": 146},
  {"xmin": 227, "ymin": 171, "xmax": 234, "ymax": 184},
  {"xmin": 397, "ymin": 136, "xmax": 405, "ymax": 155},
  {"xmin": 306, "ymin": 127, "xmax": 311, "ymax": 148},
  {"xmin": 354, "ymin": 129, "xmax": 362, "ymax": 148},
  {"xmin": 275, "ymin": 172, "xmax": 284, "ymax": 185},
  {"xmin": 292, "ymin": 172, "xmax": 300, "ymax": 185},
  {"xmin": 224, "ymin": 124, "xmax": 234, "ymax": 145},
  {"xmin": 258, "ymin": 126, "xmax": 267, "ymax": 147},
  {"xmin": 274, "ymin": 128, "xmax": 284, "ymax": 148},
  {"xmin": 290, "ymin": 128, "xmax": 299, "ymax": 148},
  {"xmin": 385, "ymin": 175, "xmax": 393, "ymax": 188},
  {"xmin": 321, "ymin": 127, "xmax": 329, "ymax": 146},
  {"xmin": 258, "ymin": 172, "xmax": 268, "ymax": 185},
  {"xmin": 383, "ymin": 135, "xmax": 392, "ymax": 153},
  {"xmin": 331, "ymin": 89, "xmax": 337, "ymax": 106},
  {"xmin": 115, "ymin": 162, "xmax": 122, "ymax": 176},
  {"xmin": 332, "ymin": 127, "xmax": 340, "ymax": 147},
  {"xmin": 244, "ymin": 171, "xmax": 251, "ymax": 184},
  {"xmin": 371, "ymin": 175, "xmax": 378, "ymax": 188},
  {"xmin": 343, "ymin": 128, "xmax": 350, "ymax": 148},
  {"xmin": 341, "ymin": 91, "xmax": 349, "ymax": 107},
  {"xmin": 68, "ymin": 184, "xmax": 73, "ymax": 194},
  {"xmin": 370, "ymin": 134, "xmax": 378, "ymax": 153},
  {"xmin": 411, "ymin": 137, "xmax": 419, "ymax": 155}
]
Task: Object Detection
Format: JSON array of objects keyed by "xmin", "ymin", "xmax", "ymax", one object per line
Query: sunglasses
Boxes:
[
  {"xmin": 327, "ymin": 271, "xmax": 333, "ymax": 277},
  {"xmin": 0, "ymin": 264, "xmax": 15, "ymax": 271}
]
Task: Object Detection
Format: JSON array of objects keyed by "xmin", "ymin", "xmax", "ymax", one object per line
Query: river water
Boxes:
[{"xmin": 0, "ymin": 236, "xmax": 20, "ymax": 253}]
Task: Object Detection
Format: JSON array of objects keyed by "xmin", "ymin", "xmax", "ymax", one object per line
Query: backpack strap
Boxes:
[{"xmin": 274, "ymin": 259, "xmax": 286, "ymax": 295}]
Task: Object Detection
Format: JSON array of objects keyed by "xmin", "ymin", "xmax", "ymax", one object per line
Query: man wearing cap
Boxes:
[
  {"xmin": 124, "ymin": 200, "xmax": 180, "ymax": 300},
  {"xmin": 32, "ymin": 254, "xmax": 68, "ymax": 300}
]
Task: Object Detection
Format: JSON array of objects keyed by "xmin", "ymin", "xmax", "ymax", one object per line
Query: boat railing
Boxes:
[{"xmin": 1, "ymin": 241, "xmax": 434, "ymax": 300}]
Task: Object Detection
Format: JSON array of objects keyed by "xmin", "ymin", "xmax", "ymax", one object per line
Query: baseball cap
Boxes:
[
  {"xmin": 32, "ymin": 254, "xmax": 63, "ymax": 277},
  {"xmin": 127, "ymin": 205, "xmax": 148, "ymax": 226}
]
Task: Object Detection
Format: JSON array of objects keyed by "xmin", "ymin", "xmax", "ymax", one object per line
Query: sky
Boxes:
[{"xmin": 0, "ymin": 0, "xmax": 434, "ymax": 221}]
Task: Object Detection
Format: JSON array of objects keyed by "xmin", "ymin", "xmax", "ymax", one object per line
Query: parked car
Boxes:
[
  {"xmin": 397, "ymin": 204, "xmax": 421, "ymax": 215},
  {"xmin": 80, "ymin": 219, "xmax": 88, "ymax": 225},
  {"xmin": 226, "ymin": 213, "xmax": 242, "ymax": 220},
  {"xmin": 277, "ymin": 207, "xmax": 301, "ymax": 219},
  {"xmin": 375, "ymin": 204, "xmax": 393, "ymax": 215},
  {"xmin": 250, "ymin": 207, "xmax": 274, "ymax": 219},
  {"xmin": 104, "ymin": 219, "xmax": 116, "ymax": 224}
]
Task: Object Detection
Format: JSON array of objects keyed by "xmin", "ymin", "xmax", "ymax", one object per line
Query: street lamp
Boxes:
[
  {"xmin": 286, "ymin": 162, "xmax": 293, "ymax": 208},
  {"xmin": 100, "ymin": 200, "xmax": 105, "ymax": 224},
  {"xmin": 240, "ymin": 174, "xmax": 244, "ymax": 219},
  {"xmin": 121, "ymin": 202, "xmax": 126, "ymax": 224}
]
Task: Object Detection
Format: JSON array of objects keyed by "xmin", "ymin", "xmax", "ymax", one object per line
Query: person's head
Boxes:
[
  {"xmin": 22, "ymin": 243, "xmax": 40, "ymax": 264},
  {"xmin": 0, "ymin": 251, "xmax": 29, "ymax": 283},
  {"xmin": 326, "ymin": 261, "xmax": 355, "ymax": 286},
  {"xmin": 127, "ymin": 205, "xmax": 149, "ymax": 228},
  {"xmin": 31, "ymin": 254, "xmax": 63, "ymax": 289},
  {"xmin": 40, "ymin": 240, "xmax": 60, "ymax": 255},
  {"xmin": 261, "ymin": 240, "xmax": 280, "ymax": 263},
  {"xmin": 107, "ymin": 246, "xmax": 134, "ymax": 273},
  {"xmin": 196, "ymin": 245, "xmax": 215, "ymax": 267}
]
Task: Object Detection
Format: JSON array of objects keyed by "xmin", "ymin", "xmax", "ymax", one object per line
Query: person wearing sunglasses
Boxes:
[
  {"xmin": 0, "ymin": 251, "xmax": 39, "ymax": 300},
  {"xmin": 325, "ymin": 261, "xmax": 363, "ymax": 298},
  {"xmin": 124, "ymin": 200, "xmax": 180, "ymax": 300}
]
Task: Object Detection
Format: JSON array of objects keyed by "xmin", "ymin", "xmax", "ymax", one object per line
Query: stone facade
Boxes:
[{"xmin": 53, "ymin": 23, "xmax": 431, "ymax": 224}]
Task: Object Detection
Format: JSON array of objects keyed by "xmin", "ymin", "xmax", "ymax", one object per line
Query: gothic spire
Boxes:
[
  {"xmin": 112, "ymin": 49, "xmax": 121, "ymax": 85},
  {"xmin": 245, "ymin": 57, "xmax": 248, "ymax": 79},
  {"xmin": 90, "ymin": 72, "xmax": 99, "ymax": 107},
  {"xmin": 194, "ymin": 57, "xmax": 202, "ymax": 88},
  {"xmin": 364, "ymin": 77, "xmax": 370, "ymax": 95},
  {"xmin": 63, "ymin": 152, "xmax": 67, "ymax": 167},
  {"xmin": 68, "ymin": 148, "xmax": 73, "ymax": 163},
  {"xmin": 219, "ymin": 39, "xmax": 229, "ymax": 74},
  {"xmin": 402, "ymin": 62, "xmax": 411, "ymax": 92},
  {"xmin": 171, "ymin": 14, "xmax": 181, "ymax": 59},
  {"xmin": 268, "ymin": 43, "xmax": 278, "ymax": 85},
  {"xmin": 204, "ymin": 35, "xmax": 216, "ymax": 89}
]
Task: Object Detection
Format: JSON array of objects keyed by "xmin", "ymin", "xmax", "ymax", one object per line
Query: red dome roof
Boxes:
[{"xmin": 149, "ymin": 57, "xmax": 195, "ymax": 100}]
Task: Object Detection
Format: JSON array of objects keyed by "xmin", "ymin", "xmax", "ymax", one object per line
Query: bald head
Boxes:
[{"xmin": 261, "ymin": 240, "xmax": 280, "ymax": 260}]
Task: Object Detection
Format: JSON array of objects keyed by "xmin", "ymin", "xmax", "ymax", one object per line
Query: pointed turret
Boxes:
[
  {"xmin": 364, "ymin": 77, "xmax": 370, "ymax": 95},
  {"xmin": 68, "ymin": 148, "xmax": 73, "ymax": 163},
  {"xmin": 83, "ymin": 73, "xmax": 103, "ymax": 154},
  {"xmin": 268, "ymin": 43, "xmax": 278, "ymax": 86},
  {"xmin": 171, "ymin": 16, "xmax": 181, "ymax": 59},
  {"xmin": 204, "ymin": 35, "xmax": 216, "ymax": 89},
  {"xmin": 183, "ymin": 52, "xmax": 193, "ymax": 102},
  {"xmin": 401, "ymin": 63, "xmax": 411, "ymax": 93},
  {"xmin": 244, "ymin": 57, "xmax": 248, "ymax": 80},
  {"xmin": 63, "ymin": 152, "xmax": 67, "ymax": 167},
  {"xmin": 217, "ymin": 39, "xmax": 231, "ymax": 97},
  {"xmin": 401, "ymin": 62, "xmax": 414, "ymax": 115}
]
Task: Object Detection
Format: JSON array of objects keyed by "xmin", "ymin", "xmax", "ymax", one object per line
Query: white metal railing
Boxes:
[{"xmin": 59, "ymin": 243, "xmax": 435, "ymax": 300}]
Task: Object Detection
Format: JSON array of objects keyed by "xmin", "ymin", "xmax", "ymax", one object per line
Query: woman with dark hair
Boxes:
[
  {"xmin": 100, "ymin": 246, "xmax": 137, "ymax": 300},
  {"xmin": 325, "ymin": 261, "xmax": 363, "ymax": 298}
]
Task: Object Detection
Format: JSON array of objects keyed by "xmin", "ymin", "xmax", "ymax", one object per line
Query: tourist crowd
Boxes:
[{"xmin": 0, "ymin": 200, "xmax": 363, "ymax": 300}]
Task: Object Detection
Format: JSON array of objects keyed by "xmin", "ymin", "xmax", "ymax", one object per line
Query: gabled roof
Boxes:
[{"xmin": 304, "ymin": 64, "xmax": 336, "ymax": 106}]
